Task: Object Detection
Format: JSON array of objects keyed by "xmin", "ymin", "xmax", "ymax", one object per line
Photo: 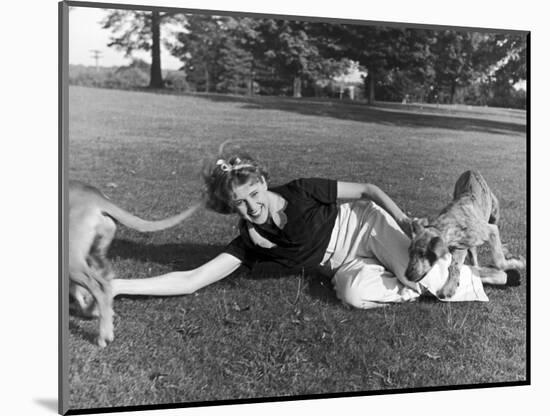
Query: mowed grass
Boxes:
[{"xmin": 67, "ymin": 86, "xmax": 527, "ymax": 411}]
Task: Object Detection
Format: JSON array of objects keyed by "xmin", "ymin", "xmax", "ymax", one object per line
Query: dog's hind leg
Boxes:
[
  {"xmin": 91, "ymin": 216, "xmax": 117, "ymax": 281},
  {"xmin": 70, "ymin": 264, "xmax": 114, "ymax": 347},
  {"xmin": 486, "ymin": 224, "xmax": 526, "ymax": 270},
  {"xmin": 71, "ymin": 254, "xmax": 111, "ymax": 319},
  {"xmin": 77, "ymin": 217, "xmax": 117, "ymax": 319},
  {"xmin": 69, "ymin": 282, "xmax": 98, "ymax": 318}
]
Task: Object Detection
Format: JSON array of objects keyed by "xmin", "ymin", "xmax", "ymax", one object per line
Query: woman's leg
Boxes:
[
  {"xmin": 357, "ymin": 202, "xmax": 422, "ymax": 292},
  {"xmin": 329, "ymin": 202, "xmax": 423, "ymax": 309},
  {"xmin": 332, "ymin": 258, "xmax": 420, "ymax": 309},
  {"xmin": 475, "ymin": 266, "xmax": 506, "ymax": 284}
]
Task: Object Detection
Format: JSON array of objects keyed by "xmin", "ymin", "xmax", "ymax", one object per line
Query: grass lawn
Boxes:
[{"xmin": 66, "ymin": 86, "xmax": 527, "ymax": 411}]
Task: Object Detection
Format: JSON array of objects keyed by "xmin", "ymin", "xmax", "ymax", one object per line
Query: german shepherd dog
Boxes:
[
  {"xmin": 404, "ymin": 170, "xmax": 525, "ymax": 298},
  {"xmin": 68, "ymin": 181, "xmax": 200, "ymax": 347}
]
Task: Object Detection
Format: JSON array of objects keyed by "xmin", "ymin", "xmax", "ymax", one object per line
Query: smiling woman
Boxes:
[{"xmin": 111, "ymin": 146, "xmax": 513, "ymax": 308}]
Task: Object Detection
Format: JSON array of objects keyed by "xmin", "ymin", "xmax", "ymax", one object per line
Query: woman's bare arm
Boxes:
[
  {"xmin": 111, "ymin": 253, "xmax": 243, "ymax": 297},
  {"xmin": 337, "ymin": 181, "xmax": 412, "ymax": 236}
]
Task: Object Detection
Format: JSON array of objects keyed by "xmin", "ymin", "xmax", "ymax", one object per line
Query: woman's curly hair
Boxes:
[{"xmin": 201, "ymin": 143, "xmax": 269, "ymax": 214}]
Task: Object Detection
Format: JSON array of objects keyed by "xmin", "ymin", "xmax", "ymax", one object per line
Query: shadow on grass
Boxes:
[
  {"xmin": 207, "ymin": 94, "xmax": 525, "ymax": 135},
  {"xmin": 109, "ymin": 239, "xmax": 224, "ymax": 270},
  {"xmin": 137, "ymin": 88, "xmax": 525, "ymax": 136},
  {"xmin": 247, "ymin": 262, "xmax": 341, "ymax": 305},
  {"xmin": 305, "ymin": 272, "xmax": 342, "ymax": 305},
  {"xmin": 69, "ymin": 318, "xmax": 97, "ymax": 345}
]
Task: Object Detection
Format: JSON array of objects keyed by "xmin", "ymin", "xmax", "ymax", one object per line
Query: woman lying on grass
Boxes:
[{"xmin": 112, "ymin": 151, "xmax": 517, "ymax": 309}]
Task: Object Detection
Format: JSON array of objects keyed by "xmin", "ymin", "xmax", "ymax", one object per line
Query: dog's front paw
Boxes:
[
  {"xmin": 437, "ymin": 283, "xmax": 458, "ymax": 299},
  {"xmin": 97, "ymin": 337, "xmax": 113, "ymax": 348},
  {"xmin": 97, "ymin": 316, "xmax": 115, "ymax": 348},
  {"xmin": 437, "ymin": 266, "xmax": 460, "ymax": 299},
  {"xmin": 97, "ymin": 330, "xmax": 114, "ymax": 348}
]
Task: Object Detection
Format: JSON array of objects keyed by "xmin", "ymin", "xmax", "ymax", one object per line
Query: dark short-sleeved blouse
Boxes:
[{"xmin": 224, "ymin": 178, "xmax": 338, "ymax": 269}]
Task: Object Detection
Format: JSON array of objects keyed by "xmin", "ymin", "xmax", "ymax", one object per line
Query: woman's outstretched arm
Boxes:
[{"xmin": 111, "ymin": 253, "xmax": 243, "ymax": 297}]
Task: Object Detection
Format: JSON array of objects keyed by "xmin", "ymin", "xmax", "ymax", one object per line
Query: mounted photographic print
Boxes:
[{"xmin": 59, "ymin": 0, "xmax": 529, "ymax": 414}]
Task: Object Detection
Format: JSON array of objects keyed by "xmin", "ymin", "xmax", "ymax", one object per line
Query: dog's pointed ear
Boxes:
[
  {"xmin": 429, "ymin": 236, "xmax": 448, "ymax": 259},
  {"xmin": 411, "ymin": 217, "xmax": 428, "ymax": 236}
]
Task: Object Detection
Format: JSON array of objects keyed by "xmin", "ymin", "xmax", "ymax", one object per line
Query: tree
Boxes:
[
  {"xmin": 171, "ymin": 14, "xmax": 254, "ymax": 94},
  {"xmin": 478, "ymin": 33, "xmax": 527, "ymax": 108},
  {"xmin": 490, "ymin": 33, "xmax": 527, "ymax": 84},
  {"xmin": 251, "ymin": 19, "xmax": 327, "ymax": 97},
  {"xmin": 171, "ymin": 14, "xmax": 221, "ymax": 93},
  {"xmin": 172, "ymin": 16, "xmax": 339, "ymax": 97},
  {"xmin": 426, "ymin": 31, "xmax": 527, "ymax": 105},
  {"xmin": 320, "ymin": 24, "xmax": 434, "ymax": 103},
  {"xmin": 426, "ymin": 30, "xmax": 492, "ymax": 103},
  {"xmin": 102, "ymin": 9, "xmax": 182, "ymax": 88}
]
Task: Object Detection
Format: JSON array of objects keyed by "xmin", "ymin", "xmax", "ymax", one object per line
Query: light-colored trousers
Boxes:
[{"xmin": 320, "ymin": 201, "xmax": 488, "ymax": 309}]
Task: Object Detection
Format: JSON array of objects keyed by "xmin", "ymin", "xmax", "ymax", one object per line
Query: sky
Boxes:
[{"xmin": 69, "ymin": 6, "xmax": 182, "ymax": 69}]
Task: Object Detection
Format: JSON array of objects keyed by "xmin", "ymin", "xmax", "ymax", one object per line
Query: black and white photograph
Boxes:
[{"xmin": 59, "ymin": 0, "xmax": 531, "ymax": 414}]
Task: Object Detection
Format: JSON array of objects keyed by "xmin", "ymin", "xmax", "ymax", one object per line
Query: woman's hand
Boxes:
[{"xmin": 397, "ymin": 215, "xmax": 414, "ymax": 239}]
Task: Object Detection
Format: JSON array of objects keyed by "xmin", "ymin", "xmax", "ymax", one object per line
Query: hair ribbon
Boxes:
[{"xmin": 216, "ymin": 158, "xmax": 254, "ymax": 172}]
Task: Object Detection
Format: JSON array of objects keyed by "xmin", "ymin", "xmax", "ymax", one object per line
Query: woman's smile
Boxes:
[{"xmin": 248, "ymin": 206, "xmax": 263, "ymax": 217}]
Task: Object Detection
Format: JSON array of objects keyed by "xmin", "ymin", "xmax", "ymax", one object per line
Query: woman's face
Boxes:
[{"xmin": 230, "ymin": 176, "xmax": 270, "ymax": 224}]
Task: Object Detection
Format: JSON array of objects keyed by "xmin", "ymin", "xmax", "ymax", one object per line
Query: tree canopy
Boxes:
[{"xmin": 101, "ymin": 10, "xmax": 527, "ymax": 108}]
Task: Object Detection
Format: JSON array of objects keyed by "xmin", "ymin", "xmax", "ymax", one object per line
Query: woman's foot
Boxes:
[{"xmin": 505, "ymin": 269, "xmax": 521, "ymax": 287}]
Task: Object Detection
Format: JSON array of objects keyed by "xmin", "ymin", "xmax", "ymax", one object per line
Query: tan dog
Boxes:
[
  {"xmin": 68, "ymin": 180, "xmax": 200, "ymax": 347},
  {"xmin": 404, "ymin": 170, "xmax": 525, "ymax": 298}
]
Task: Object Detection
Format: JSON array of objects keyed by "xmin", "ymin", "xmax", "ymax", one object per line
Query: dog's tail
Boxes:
[
  {"xmin": 218, "ymin": 139, "xmax": 233, "ymax": 157},
  {"xmin": 101, "ymin": 200, "xmax": 202, "ymax": 233}
]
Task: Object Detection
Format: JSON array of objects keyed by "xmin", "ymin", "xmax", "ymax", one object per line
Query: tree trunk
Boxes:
[
  {"xmin": 149, "ymin": 11, "xmax": 164, "ymax": 89},
  {"xmin": 367, "ymin": 74, "xmax": 375, "ymax": 104},
  {"xmin": 248, "ymin": 68, "xmax": 255, "ymax": 96},
  {"xmin": 205, "ymin": 67, "xmax": 210, "ymax": 93},
  {"xmin": 450, "ymin": 80, "xmax": 456, "ymax": 104},
  {"xmin": 293, "ymin": 76, "xmax": 302, "ymax": 98}
]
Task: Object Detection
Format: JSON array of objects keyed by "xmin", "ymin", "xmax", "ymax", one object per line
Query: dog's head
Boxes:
[{"xmin": 405, "ymin": 218, "xmax": 449, "ymax": 282}]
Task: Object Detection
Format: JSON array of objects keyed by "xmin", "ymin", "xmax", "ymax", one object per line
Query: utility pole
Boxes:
[{"xmin": 90, "ymin": 49, "xmax": 102, "ymax": 70}]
